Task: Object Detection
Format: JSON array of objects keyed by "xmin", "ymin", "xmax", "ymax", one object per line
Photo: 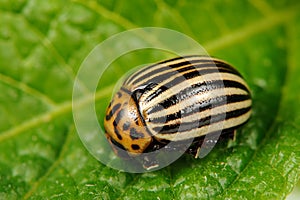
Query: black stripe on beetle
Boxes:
[
  {"xmin": 143, "ymin": 70, "xmax": 248, "ymax": 104},
  {"xmin": 146, "ymin": 79, "xmax": 249, "ymax": 114},
  {"xmin": 132, "ymin": 62, "xmax": 238, "ymax": 90},
  {"xmin": 149, "ymin": 94, "xmax": 250, "ymax": 124},
  {"xmin": 153, "ymin": 106, "xmax": 251, "ymax": 134},
  {"xmin": 125, "ymin": 55, "xmax": 204, "ymax": 84}
]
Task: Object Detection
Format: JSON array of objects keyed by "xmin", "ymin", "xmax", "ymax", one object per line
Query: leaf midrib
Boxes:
[{"xmin": 0, "ymin": 85, "xmax": 114, "ymax": 143}]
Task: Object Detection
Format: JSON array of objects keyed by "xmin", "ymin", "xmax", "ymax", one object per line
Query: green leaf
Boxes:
[{"xmin": 0, "ymin": 0, "xmax": 300, "ymax": 199}]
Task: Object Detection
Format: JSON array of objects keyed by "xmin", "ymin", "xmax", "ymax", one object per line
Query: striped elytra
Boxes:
[{"xmin": 104, "ymin": 55, "xmax": 252, "ymax": 160}]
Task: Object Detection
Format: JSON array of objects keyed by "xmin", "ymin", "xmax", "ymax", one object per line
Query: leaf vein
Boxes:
[
  {"xmin": 2, "ymin": 10, "xmax": 89, "ymax": 93},
  {"xmin": 22, "ymin": 125, "xmax": 75, "ymax": 199},
  {"xmin": 204, "ymin": 4, "xmax": 300, "ymax": 53},
  {"xmin": 154, "ymin": 0, "xmax": 197, "ymax": 38},
  {"xmin": 0, "ymin": 72, "xmax": 57, "ymax": 107},
  {"xmin": 0, "ymin": 84, "xmax": 114, "ymax": 143}
]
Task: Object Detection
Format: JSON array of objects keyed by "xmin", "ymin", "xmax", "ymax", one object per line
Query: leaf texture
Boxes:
[{"xmin": 0, "ymin": 0, "xmax": 299, "ymax": 199}]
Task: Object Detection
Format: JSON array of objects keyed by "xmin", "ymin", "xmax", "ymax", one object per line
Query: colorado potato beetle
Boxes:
[{"xmin": 104, "ymin": 55, "xmax": 252, "ymax": 169}]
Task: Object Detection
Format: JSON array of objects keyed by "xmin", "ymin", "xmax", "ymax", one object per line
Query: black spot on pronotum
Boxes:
[
  {"xmin": 113, "ymin": 109, "xmax": 125, "ymax": 127},
  {"xmin": 106, "ymin": 103, "xmax": 121, "ymax": 121},
  {"xmin": 130, "ymin": 128, "xmax": 144, "ymax": 140},
  {"xmin": 113, "ymin": 121, "xmax": 123, "ymax": 140},
  {"xmin": 131, "ymin": 144, "xmax": 140, "ymax": 150},
  {"xmin": 123, "ymin": 121, "xmax": 130, "ymax": 131},
  {"xmin": 117, "ymin": 92, "xmax": 122, "ymax": 98},
  {"xmin": 110, "ymin": 137, "xmax": 126, "ymax": 150},
  {"xmin": 110, "ymin": 138, "xmax": 130, "ymax": 159},
  {"xmin": 114, "ymin": 126, "xmax": 123, "ymax": 140}
]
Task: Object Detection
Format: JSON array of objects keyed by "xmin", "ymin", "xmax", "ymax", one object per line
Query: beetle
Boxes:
[{"xmin": 104, "ymin": 55, "xmax": 252, "ymax": 169}]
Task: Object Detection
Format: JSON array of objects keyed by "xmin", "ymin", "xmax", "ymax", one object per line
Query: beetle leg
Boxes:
[
  {"xmin": 195, "ymin": 147, "xmax": 201, "ymax": 158},
  {"xmin": 232, "ymin": 129, "xmax": 237, "ymax": 141},
  {"xmin": 142, "ymin": 155, "xmax": 160, "ymax": 170}
]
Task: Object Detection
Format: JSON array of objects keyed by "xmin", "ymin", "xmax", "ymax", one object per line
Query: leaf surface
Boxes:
[{"xmin": 0, "ymin": 0, "xmax": 299, "ymax": 199}]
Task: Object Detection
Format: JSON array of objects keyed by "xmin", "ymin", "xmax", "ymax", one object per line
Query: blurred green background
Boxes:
[{"xmin": 0, "ymin": 0, "xmax": 299, "ymax": 199}]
